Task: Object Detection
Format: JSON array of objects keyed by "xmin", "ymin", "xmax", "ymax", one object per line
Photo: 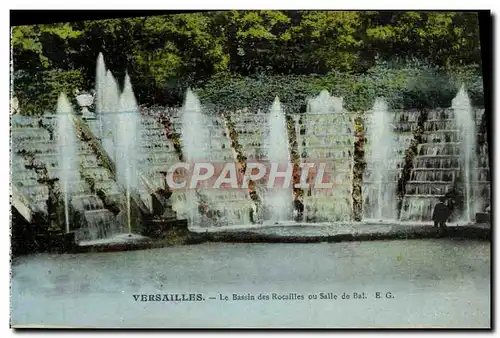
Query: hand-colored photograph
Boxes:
[{"xmin": 10, "ymin": 10, "xmax": 491, "ymax": 329}]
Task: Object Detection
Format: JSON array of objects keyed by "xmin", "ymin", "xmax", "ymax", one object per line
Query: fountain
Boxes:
[
  {"xmin": 362, "ymin": 98, "xmax": 398, "ymax": 221},
  {"xmin": 101, "ymin": 70, "xmax": 120, "ymax": 161},
  {"xmin": 201, "ymin": 114, "xmax": 251, "ymax": 226},
  {"xmin": 307, "ymin": 90, "xmax": 344, "ymax": 114},
  {"xmin": 94, "ymin": 54, "xmax": 156, "ymax": 216},
  {"xmin": 180, "ymin": 89, "xmax": 209, "ymax": 226},
  {"xmin": 397, "ymin": 86, "xmax": 485, "ymax": 223},
  {"xmin": 115, "ymin": 73, "xmax": 141, "ymax": 235},
  {"xmin": 56, "ymin": 93, "xmax": 78, "ymax": 233},
  {"xmin": 10, "ymin": 51, "xmax": 490, "ymax": 246},
  {"xmin": 173, "ymin": 91, "xmax": 252, "ymax": 228},
  {"xmin": 266, "ymin": 97, "xmax": 293, "ymax": 223},
  {"xmin": 10, "ymin": 91, "xmax": 121, "ymax": 241},
  {"xmin": 452, "ymin": 85, "xmax": 478, "ymax": 222},
  {"xmin": 301, "ymin": 90, "xmax": 354, "ymax": 222},
  {"xmin": 95, "ymin": 52, "xmax": 106, "ymax": 139},
  {"xmin": 400, "ymin": 94, "xmax": 463, "ymax": 221},
  {"xmin": 137, "ymin": 109, "xmax": 180, "ymax": 212},
  {"xmin": 151, "ymin": 96, "xmax": 243, "ymax": 227}
]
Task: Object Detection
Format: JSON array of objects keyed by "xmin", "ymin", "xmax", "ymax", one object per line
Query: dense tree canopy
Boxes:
[{"xmin": 11, "ymin": 10, "xmax": 483, "ymax": 114}]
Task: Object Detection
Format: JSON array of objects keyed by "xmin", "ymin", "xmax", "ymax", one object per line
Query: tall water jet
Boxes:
[
  {"xmin": 115, "ymin": 73, "xmax": 140, "ymax": 235},
  {"xmin": 102, "ymin": 69, "xmax": 120, "ymax": 160},
  {"xmin": 452, "ymin": 85, "xmax": 477, "ymax": 222},
  {"xmin": 363, "ymin": 98, "xmax": 398, "ymax": 221},
  {"xmin": 307, "ymin": 89, "xmax": 343, "ymax": 114},
  {"xmin": 56, "ymin": 93, "xmax": 78, "ymax": 233},
  {"xmin": 180, "ymin": 89, "xmax": 209, "ymax": 226},
  {"xmin": 266, "ymin": 96, "xmax": 293, "ymax": 222},
  {"xmin": 95, "ymin": 53, "xmax": 106, "ymax": 139}
]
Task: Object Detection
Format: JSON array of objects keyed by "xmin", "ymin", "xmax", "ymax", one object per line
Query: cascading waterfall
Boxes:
[
  {"xmin": 199, "ymin": 115, "xmax": 251, "ymax": 226},
  {"xmin": 115, "ymin": 74, "xmax": 140, "ymax": 234},
  {"xmin": 399, "ymin": 109, "xmax": 460, "ymax": 222},
  {"xmin": 13, "ymin": 69, "xmax": 491, "ymax": 233},
  {"xmin": 266, "ymin": 97, "xmax": 293, "ymax": 223},
  {"xmin": 180, "ymin": 89, "xmax": 209, "ymax": 226},
  {"xmin": 452, "ymin": 85, "xmax": 477, "ymax": 222},
  {"xmin": 56, "ymin": 93, "xmax": 78, "ymax": 233},
  {"xmin": 28, "ymin": 50, "xmax": 490, "ymax": 230},
  {"xmin": 302, "ymin": 90, "xmax": 352, "ymax": 222},
  {"xmin": 363, "ymin": 98, "xmax": 398, "ymax": 221}
]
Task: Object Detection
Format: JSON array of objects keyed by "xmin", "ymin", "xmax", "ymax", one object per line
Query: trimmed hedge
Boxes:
[
  {"xmin": 14, "ymin": 69, "xmax": 86, "ymax": 115},
  {"xmin": 13, "ymin": 61, "xmax": 484, "ymax": 116},
  {"xmin": 195, "ymin": 62, "xmax": 484, "ymax": 114}
]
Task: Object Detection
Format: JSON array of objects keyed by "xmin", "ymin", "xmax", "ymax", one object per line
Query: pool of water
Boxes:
[
  {"xmin": 189, "ymin": 221, "xmax": 472, "ymax": 237},
  {"xmin": 11, "ymin": 239, "xmax": 490, "ymax": 328}
]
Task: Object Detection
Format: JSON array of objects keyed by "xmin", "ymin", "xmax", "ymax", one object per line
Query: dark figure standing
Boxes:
[
  {"xmin": 294, "ymin": 199, "xmax": 304, "ymax": 222},
  {"xmin": 433, "ymin": 197, "xmax": 450, "ymax": 228}
]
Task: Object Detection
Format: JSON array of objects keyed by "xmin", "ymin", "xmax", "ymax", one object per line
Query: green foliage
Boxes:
[
  {"xmin": 11, "ymin": 11, "xmax": 484, "ymax": 113},
  {"xmin": 359, "ymin": 11, "xmax": 481, "ymax": 69},
  {"xmin": 14, "ymin": 69, "xmax": 85, "ymax": 115},
  {"xmin": 195, "ymin": 72, "xmax": 315, "ymax": 113},
  {"xmin": 12, "ymin": 23, "xmax": 83, "ymax": 69},
  {"xmin": 196, "ymin": 62, "xmax": 484, "ymax": 113}
]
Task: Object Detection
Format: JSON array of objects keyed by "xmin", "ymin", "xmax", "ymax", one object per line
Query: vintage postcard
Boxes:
[{"xmin": 10, "ymin": 10, "xmax": 491, "ymax": 328}]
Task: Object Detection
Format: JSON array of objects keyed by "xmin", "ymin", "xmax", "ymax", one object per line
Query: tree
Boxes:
[
  {"xmin": 358, "ymin": 11, "xmax": 481, "ymax": 69},
  {"xmin": 11, "ymin": 10, "xmax": 483, "ymax": 112},
  {"xmin": 12, "ymin": 23, "xmax": 85, "ymax": 114}
]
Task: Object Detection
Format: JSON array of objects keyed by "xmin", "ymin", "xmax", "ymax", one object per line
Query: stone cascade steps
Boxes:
[
  {"xmin": 138, "ymin": 113, "xmax": 251, "ymax": 225},
  {"xmin": 417, "ymin": 142, "xmax": 462, "ymax": 156},
  {"xmin": 13, "ymin": 104, "xmax": 489, "ymax": 228},
  {"xmin": 399, "ymin": 107, "xmax": 488, "ymax": 222},
  {"xmin": 138, "ymin": 115, "xmax": 183, "ymax": 213},
  {"xmin": 136, "ymin": 106, "xmax": 490, "ymax": 225},
  {"xmin": 231, "ymin": 111, "xmax": 295, "ymax": 223},
  {"xmin": 298, "ymin": 111, "xmax": 355, "ymax": 221},
  {"xmin": 363, "ymin": 170, "xmax": 401, "ymax": 184},
  {"xmin": 72, "ymin": 114, "xmax": 158, "ymax": 237},
  {"xmin": 362, "ymin": 110, "xmax": 410, "ymax": 221},
  {"xmin": 405, "ymin": 182, "xmax": 454, "ymax": 196},
  {"xmin": 11, "ymin": 124, "xmax": 58, "ymax": 215},
  {"xmin": 198, "ymin": 116, "xmax": 251, "ymax": 222},
  {"xmin": 11, "ymin": 115, "xmax": 117, "ymax": 233},
  {"xmin": 45, "ymin": 115, "xmax": 123, "ymax": 198}
]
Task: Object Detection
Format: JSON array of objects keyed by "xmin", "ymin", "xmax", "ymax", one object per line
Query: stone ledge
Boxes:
[
  {"xmin": 68, "ymin": 224, "xmax": 490, "ymax": 254},
  {"xmin": 198, "ymin": 224, "xmax": 490, "ymax": 244}
]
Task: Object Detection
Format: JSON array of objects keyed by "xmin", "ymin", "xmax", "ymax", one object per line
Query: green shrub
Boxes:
[
  {"xmin": 13, "ymin": 61, "xmax": 484, "ymax": 115},
  {"xmin": 196, "ymin": 62, "xmax": 484, "ymax": 113},
  {"xmin": 13, "ymin": 69, "xmax": 85, "ymax": 115}
]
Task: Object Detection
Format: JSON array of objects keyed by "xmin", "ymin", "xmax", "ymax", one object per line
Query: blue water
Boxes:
[{"xmin": 11, "ymin": 239, "xmax": 490, "ymax": 328}]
